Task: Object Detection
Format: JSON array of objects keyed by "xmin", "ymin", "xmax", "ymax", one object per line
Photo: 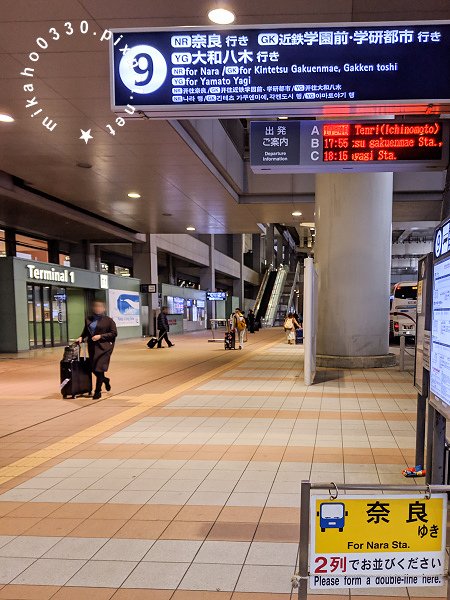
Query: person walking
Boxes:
[
  {"xmin": 157, "ymin": 306, "xmax": 174, "ymax": 348},
  {"xmin": 247, "ymin": 309, "xmax": 256, "ymax": 334},
  {"xmin": 284, "ymin": 312, "xmax": 300, "ymax": 345},
  {"xmin": 232, "ymin": 308, "xmax": 247, "ymax": 350},
  {"xmin": 77, "ymin": 299, "xmax": 117, "ymax": 400}
]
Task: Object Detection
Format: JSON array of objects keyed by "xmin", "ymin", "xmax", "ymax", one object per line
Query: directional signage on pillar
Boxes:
[{"xmin": 250, "ymin": 120, "xmax": 449, "ymax": 173}]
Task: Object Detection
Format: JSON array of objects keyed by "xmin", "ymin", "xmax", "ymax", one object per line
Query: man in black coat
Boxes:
[
  {"xmin": 157, "ymin": 306, "xmax": 174, "ymax": 348},
  {"xmin": 77, "ymin": 300, "xmax": 117, "ymax": 399}
]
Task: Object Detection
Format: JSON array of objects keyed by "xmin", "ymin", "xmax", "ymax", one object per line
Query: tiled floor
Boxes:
[{"xmin": 0, "ymin": 328, "xmax": 434, "ymax": 599}]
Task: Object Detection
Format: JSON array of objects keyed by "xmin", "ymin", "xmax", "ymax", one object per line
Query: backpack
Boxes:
[
  {"xmin": 236, "ymin": 315, "xmax": 246, "ymax": 331},
  {"xmin": 284, "ymin": 318, "xmax": 294, "ymax": 330}
]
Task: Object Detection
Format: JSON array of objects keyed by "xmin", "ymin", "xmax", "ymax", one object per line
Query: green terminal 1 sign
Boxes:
[{"xmin": 250, "ymin": 120, "xmax": 449, "ymax": 173}]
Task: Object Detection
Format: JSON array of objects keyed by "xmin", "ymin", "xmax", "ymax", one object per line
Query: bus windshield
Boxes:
[
  {"xmin": 321, "ymin": 504, "xmax": 344, "ymax": 519},
  {"xmin": 394, "ymin": 286, "xmax": 417, "ymax": 301}
]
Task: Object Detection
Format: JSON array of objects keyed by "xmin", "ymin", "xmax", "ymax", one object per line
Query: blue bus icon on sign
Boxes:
[
  {"xmin": 318, "ymin": 502, "xmax": 347, "ymax": 532},
  {"xmin": 117, "ymin": 294, "xmax": 140, "ymax": 315}
]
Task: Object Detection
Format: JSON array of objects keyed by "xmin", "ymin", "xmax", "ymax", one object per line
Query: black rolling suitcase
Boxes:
[
  {"xmin": 295, "ymin": 328, "xmax": 304, "ymax": 344},
  {"xmin": 60, "ymin": 344, "xmax": 92, "ymax": 399},
  {"xmin": 147, "ymin": 332, "xmax": 164, "ymax": 349},
  {"xmin": 224, "ymin": 331, "xmax": 235, "ymax": 350}
]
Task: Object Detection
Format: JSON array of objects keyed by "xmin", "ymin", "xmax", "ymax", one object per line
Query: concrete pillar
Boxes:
[
  {"xmin": 200, "ymin": 234, "xmax": 216, "ymax": 325},
  {"xmin": 252, "ymin": 234, "xmax": 262, "ymax": 273},
  {"xmin": 132, "ymin": 236, "xmax": 158, "ymax": 336},
  {"xmin": 232, "ymin": 234, "xmax": 244, "ymax": 308},
  {"xmin": 265, "ymin": 224, "xmax": 275, "ymax": 267},
  {"xmin": 315, "ymin": 172, "xmax": 395, "ymax": 368}
]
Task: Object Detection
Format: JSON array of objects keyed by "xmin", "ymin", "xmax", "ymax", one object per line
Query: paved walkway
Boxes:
[{"xmin": 0, "ymin": 329, "xmax": 430, "ymax": 599}]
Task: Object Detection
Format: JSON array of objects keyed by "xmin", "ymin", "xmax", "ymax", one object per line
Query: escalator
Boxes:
[{"xmin": 255, "ymin": 270, "xmax": 277, "ymax": 324}]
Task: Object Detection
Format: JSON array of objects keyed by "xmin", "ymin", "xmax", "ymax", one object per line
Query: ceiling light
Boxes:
[
  {"xmin": 127, "ymin": 192, "xmax": 141, "ymax": 199},
  {"xmin": 292, "ymin": 211, "xmax": 302, "ymax": 217},
  {"xmin": 186, "ymin": 226, "xmax": 196, "ymax": 231},
  {"xmin": 208, "ymin": 8, "xmax": 235, "ymax": 24},
  {"xmin": 278, "ymin": 116, "xmax": 288, "ymax": 120},
  {"xmin": 0, "ymin": 114, "xmax": 14, "ymax": 123}
]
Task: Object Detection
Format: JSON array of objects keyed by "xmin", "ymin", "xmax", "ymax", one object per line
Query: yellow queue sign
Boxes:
[{"xmin": 309, "ymin": 494, "xmax": 447, "ymax": 590}]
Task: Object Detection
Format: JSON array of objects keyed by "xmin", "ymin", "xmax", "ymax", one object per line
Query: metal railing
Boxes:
[
  {"xmin": 253, "ymin": 267, "xmax": 272, "ymax": 318},
  {"xmin": 287, "ymin": 261, "xmax": 302, "ymax": 314},
  {"xmin": 263, "ymin": 265, "xmax": 288, "ymax": 327}
]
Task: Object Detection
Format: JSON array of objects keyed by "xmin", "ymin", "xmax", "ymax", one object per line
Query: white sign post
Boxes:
[{"xmin": 303, "ymin": 257, "xmax": 318, "ymax": 386}]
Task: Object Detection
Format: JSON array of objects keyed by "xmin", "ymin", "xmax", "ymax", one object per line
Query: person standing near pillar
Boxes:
[
  {"xmin": 77, "ymin": 300, "xmax": 117, "ymax": 400},
  {"xmin": 247, "ymin": 309, "xmax": 256, "ymax": 333}
]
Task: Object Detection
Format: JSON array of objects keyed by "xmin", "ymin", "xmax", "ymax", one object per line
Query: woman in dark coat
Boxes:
[
  {"xmin": 77, "ymin": 300, "xmax": 117, "ymax": 399},
  {"xmin": 247, "ymin": 309, "xmax": 256, "ymax": 333}
]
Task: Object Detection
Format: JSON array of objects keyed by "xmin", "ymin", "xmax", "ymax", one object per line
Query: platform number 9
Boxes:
[{"xmin": 119, "ymin": 44, "xmax": 168, "ymax": 94}]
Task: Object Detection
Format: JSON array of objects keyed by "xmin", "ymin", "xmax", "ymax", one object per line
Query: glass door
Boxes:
[
  {"xmin": 26, "ymin": 284, "xmax": 68, "ymax": 348},
  {"xmin": 52, "ymin": 287, "xmax": 68, "ymax": 346},
  {"xmin": 27, "ymin": 284, "xmax": 37, "ymax": 348},
  {"xmin": 33, "ymin": 285, "xmax": 44, "ymax": 347}
]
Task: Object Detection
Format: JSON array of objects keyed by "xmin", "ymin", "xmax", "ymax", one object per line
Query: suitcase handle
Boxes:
[{"xmin": 72, "ymin": 340, "xmax": 88, "ymax": 360}]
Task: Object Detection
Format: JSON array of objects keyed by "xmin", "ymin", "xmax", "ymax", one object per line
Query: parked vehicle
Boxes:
[{"xmin": 389, "ymin": 281, "xmax": 417, "ymax": 342}]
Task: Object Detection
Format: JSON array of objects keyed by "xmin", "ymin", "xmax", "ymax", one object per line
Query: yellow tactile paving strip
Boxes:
[{"xmin": 0, "ymin": 340, "xmax": 280, "ymax": 485}]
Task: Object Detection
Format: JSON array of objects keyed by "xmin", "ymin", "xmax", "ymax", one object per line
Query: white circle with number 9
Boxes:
[
  {"xmin": 435, "ymin": 230, "xmax": 442, "ymax": 258},
  {"xmin": 119, "ymin": 44, "xmax": 167, "ymax": 94}
]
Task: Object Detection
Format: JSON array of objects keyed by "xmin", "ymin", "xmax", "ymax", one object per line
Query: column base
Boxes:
[{"xmin": 316, "ymin": 353, "xmax": 397, "ymax": 369}]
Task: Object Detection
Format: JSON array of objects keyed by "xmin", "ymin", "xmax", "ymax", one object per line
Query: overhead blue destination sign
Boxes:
[{"xmin": 110, "ymin": 23, "xmax": 450, "ymax": 118}]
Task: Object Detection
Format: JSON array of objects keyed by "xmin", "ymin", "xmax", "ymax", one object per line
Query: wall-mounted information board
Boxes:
[
  {"xmin": 250, "ymin": 120, "xmax": 448, "ymax": 173},
  {"xmin": 430, "ymin": 220, "xmax": 450, "ymax": 417}
]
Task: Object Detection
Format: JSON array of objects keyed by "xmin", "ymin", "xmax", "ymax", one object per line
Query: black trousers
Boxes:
[
  {"xmin": 94, "ymin": 371, "xmax": 106, "ymax": 392},
  {"xmin": 158, "ymin": 329, "xmax": 172, "ymax": 348}
]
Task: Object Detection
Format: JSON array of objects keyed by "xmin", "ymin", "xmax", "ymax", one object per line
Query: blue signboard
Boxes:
[
  {"xmin": 206, "ymin": 292, "xmax": 227, "ymax": 301},
  {"xmin": 110, "ymin": 22, "xmax": 450, "ymax": 117}
]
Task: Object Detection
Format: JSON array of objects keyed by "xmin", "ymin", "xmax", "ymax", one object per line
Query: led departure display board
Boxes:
[
  {"xmin": 322, "ymin": 121, "xmax": 443, "ymax": 163},
  {"xmin": 110, "ymin": 22, "xmax": 450, "ymax": 118},
  {"xmin": 250, "ymin": 120, "xmax": 449, "ymax": 173}
]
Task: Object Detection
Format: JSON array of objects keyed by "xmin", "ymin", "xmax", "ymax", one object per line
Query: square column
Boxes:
[{"xmin": 132, "ymin": 236, "xmax": 158, "ymax": 336}]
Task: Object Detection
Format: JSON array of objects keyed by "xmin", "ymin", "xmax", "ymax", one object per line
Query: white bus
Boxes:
[{"xmin": 389, "ymin": 281, "xmax": 417, "ymax": 342}]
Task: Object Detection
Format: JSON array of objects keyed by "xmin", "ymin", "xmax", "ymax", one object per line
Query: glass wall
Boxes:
[
  {"xmin": 0, "ymin": 229, "xmax": 5, "ymax": 257},
  {"xmin": 59, "ymin": 254, "xmax": 70, "ymax": 266},
  {"xmin": 16, "ymin": 234, "xmax": 48, "ymax": 262}
]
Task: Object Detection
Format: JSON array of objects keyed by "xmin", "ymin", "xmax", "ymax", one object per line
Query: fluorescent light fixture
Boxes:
[
  {"xmin": 127, "ymin": 192, "xmax": 141, "ymax": 199},
  {"xmin": 278, "ymin": 116, "xmax": 288, "ymax": 120},
  {"xmin": 292, "ymin": 211, "xmax": 302, "ymax": 217},
  {"xmin": 208, "ymin": 7, "xmax": 235, "ymax": 24},
  {"xmin": 0, "ymin": 114, "xmax": 14, "ymax": 123},
  {"xmin": 186, "ymin": 226, "xmax": 196, "ymax": 231}
]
